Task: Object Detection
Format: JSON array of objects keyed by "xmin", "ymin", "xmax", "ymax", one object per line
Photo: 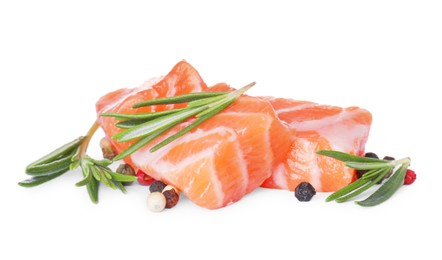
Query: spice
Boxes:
[
  {"xmin": 100, "ymin": 138, "xmax": 117, "ymax": 160},
  {"xmin": 136, "ymin": 170, "xmax": 155, "ymax": 185},
  {"xmin": 149, "ymin": 180, "xmax": 167, "ymax": 193},
  {"xmin": 381, "ymin": 156, "xmax": 396, "ymax": 181},
  {"xmin": 294, "ymin": 182, "xmax": 316, "ymax": 202},
  {"xmin": 116, "ymin": 164, "xmax": 136, "ymax": 186},
  {"xmin": 317, "ymin": 150, "xmax": 411, "ymax": 207},
  {"xmin": 147, "ymin": 192, "xmax": 166, "ymax": 212},
  {"xmin": 403, "ymin": 169, "xmax": 416, "ymax": 185},
  {"xmin": 383, "ymin": 156, "xmax": 395, "ymax": 161},
  {"xmin": 162, "ymin": 185, "xmax": 180, "ymax": 208}
]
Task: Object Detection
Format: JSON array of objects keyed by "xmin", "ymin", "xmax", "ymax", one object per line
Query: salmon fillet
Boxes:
[
  {"xmin": 96, "ymin": 60, "xmax": 372, "ymax": 208},
  {"xmin": 96, "ymin": 61, "xmax": 292, "ymax": 209},
  {"xmin": 261, "ymin": 97, "xmax": 372, "ymax": 192}
]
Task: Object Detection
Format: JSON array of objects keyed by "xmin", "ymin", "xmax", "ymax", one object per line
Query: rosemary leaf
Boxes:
[
  {"xmin": 116, "ymin": 119, "xmax": 150, "ymax": 129},
  {"xmin": 187, "ymin": 94, "xmax": 227, "ymax": 108},
  {"xmin": 115, "ymin": 181, "xmax": 127, "ymax": 193},
  {"xmin": 356, "ymin": 163, "xmax": 409, "ymax": 206},
  {"xmin": 75, "ymin": 170, "xmax": 92, "ymax": 187},
  {"xmin": 362, "ymin": 167, "xmax": 392, "ymax": 180},
  {"xmin": 86, "ymin": 177, "xmax": 99, "ymax": 204},
  {"xmin": 26, "ymin": 137, "xmax": 84, "ymax": 170},
  {"xmin": 18, "ymin": 168, "xmax": 69, "ymax": 187},
  {"xmin": 316, "ymin": 150, "xmax": 385, "ymax": 163},
  {"xmin": 326, "ymin": 178, "xmax": 370, "ymax": 202},
  {"xmin": 113, "ymin": 106, "xmax": 206, "ymax": 142},
  {"xmin": 133, "ymin": 91, "xmax": 229, "ymax": 108},
  {"xmin": 101, "ymin": 108, "xmax": 184, "ymax": 120},
  {"xmin": 345, "ymin": 161, "xmax": 393, "ymax": 170},
  {"xmin": 26, "ymin": 154, "xmax": 74, "ymax": 176},
  {"xmin": 109, "ymin": 172, "xmax": 137, "ymax": 182},
  {"xmin": 335, "ymin": 167, "xmax": 391, "ymax": 202},
  {"xmin": 90, "ymin": 166, "xmax": 101, "ymax": 181}
]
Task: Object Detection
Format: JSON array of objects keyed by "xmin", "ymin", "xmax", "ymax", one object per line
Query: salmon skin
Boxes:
[{"xmin": 96, "ymin": 60, "xmax": 372, "ymax": 208}]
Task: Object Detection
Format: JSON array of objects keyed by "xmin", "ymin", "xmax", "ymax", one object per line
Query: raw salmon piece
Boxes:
[
  {"xmin": 261, "ymin": 97, "xmax": 372, "ymax": 192},
  {"xmin": 96, "ymin": 63, "xmax": 292, "ymax": 209},
  {"xmin": 209, "ymin": 83, "xmax": 293, "ymax": 173},
  {"xmin": 96, "ymin": 60, "xmax": 208, "ymax": 167},
  {"xmin": 130, "ymin": 108, "xmax": 288, "ymax": 209}
]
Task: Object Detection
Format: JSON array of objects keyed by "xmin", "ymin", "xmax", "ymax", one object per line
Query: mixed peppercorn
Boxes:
[
  {"xmin": 294, "ymin": 182, "xmax": 316, "ymax": 201},
  {"xmin": 102, "ymin": 140, "xmax": 415, "ymax": 208},
  {"xmin": 357, "ymin": 152, "xmax": 416, "ymax": 185},
  {"xmin": 147, "ymin": 180, "xmax": 180, "ymax": 212},
  {"xmin": 404, "ymin": 169, "xmax": 416, "ymax": 185},
  {"xmin": 294, "ymin": 151, "xmax": 416, "ymax": 203},
  {"xmin": 116, "ymin": 163, "xmax": 136, "ymax": 186}
]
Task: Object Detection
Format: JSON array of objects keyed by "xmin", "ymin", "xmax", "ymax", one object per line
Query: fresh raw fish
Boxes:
[
  {"xmin": 261, "ymin": 97, "xmax": 372, "ymax": 192},
  {"xmin": 207, "ymin": 85, "xmax": 372, "ymax": 192},
  {"xmin": 96, "ymin": 61, "xmax": 292, "ymax": 209},
  {"xmin": 96, "ymin": 60, "xmax": 372, "ymax": 208}
]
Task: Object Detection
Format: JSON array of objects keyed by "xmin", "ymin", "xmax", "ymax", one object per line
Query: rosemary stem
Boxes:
[
  {"xmin": 393, "ymin": 157, "xmax": 411, "ymax": 167},
  {"xmin": 77, "ymin": 122, "xmax": 100, "ymax": 159}
]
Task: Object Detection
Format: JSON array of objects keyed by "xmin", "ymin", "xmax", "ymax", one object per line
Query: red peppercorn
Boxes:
[
  {"xmin": 403, "ymin": 169, "xmax": 416, "ymax": 185},
  {"xmin": 136, "ymin": 170, "xmax": 155, "ymax": 185}
]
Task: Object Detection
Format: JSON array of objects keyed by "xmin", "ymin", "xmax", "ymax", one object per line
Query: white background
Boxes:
[{"xmin": 1, "ymin": 1, "xmax": 441, "ymax": 259}]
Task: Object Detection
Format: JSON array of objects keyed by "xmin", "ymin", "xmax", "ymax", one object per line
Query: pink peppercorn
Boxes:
[
  {"xmin": 404, "ymin": 169, "xmax": 416, "ymax": 185},
  {"xmin": 136, "ymin": 170, "xmax": 155, "ymax": 185}
]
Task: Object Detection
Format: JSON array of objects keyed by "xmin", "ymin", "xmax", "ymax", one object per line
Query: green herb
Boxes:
[
  {"xmin": 19, "ymin": 123, "xmax": 136, "ymax": 203},
  {"xmin": 316, "ymin": 150, "xmax": 411, "ymax": 207},
  {"xmin": 132, "ymin": 91, "xmax": 229, "ymax": 108},
  {"xmin": 104, "ymin": 82, "xmax": 255, "ymax": 161},
  {"xmin": 18, "ymin": 169, "xmax": 69, "ymax": 187},
  {"xmin": 19, "ymin": 137, "xmax": 85, "ymax": 187},
  {"xmin": 356, "ymin": 163, "xmax": 408, "ymax": 206},
  {"xmin": 73, "ymin": 156, "xmax": 133, "ymax": 195},
  {"xmin": 25, "ymin": 136, "xmax": 84, "ymax": 175}
]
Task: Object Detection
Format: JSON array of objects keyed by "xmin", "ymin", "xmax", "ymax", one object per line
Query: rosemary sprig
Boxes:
[
  {"xmin": 316, "ymin": 150, "xmax": 411, "ymax": 206},
  {"xmin": 20, "ymin": 83, "xmax": 253, "ymax": 203},
  {"xmin": 19, "ymin": 123, "xmax": 137, "ymax": 203},
  {"xmin": 104, "ymin": 82, "xmax": 255, "ymax": 160}
]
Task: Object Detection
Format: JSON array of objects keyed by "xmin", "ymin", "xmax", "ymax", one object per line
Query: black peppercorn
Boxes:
[
  {"xmin": 294, "ymin": 182, "xmax": 316, "ymax": 202},
  {"xmin": 116, "ymin": 164, "xmax": 135, "ymax": 186},
  {"xmin": 379, "ymin": 156, "xmax": 396, "ymax": 183},
  {"xmin": 383, "ymin": 156, "xmax": 395, "ymax": 161},
  {"xmin": 365, "ymin": 152, "xmax": 379, "ymax": 159},
  {"xmin": 149, "ymin": 180, "xmax": 167, "ymax": 193}
]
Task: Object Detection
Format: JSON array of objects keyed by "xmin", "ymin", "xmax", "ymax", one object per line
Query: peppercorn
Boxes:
[
  {"xmin": 356, "ymin": 152, "xmax": 379, "ymax": 179},
  {"xmin": 380, "ymin": 156, "xmax": 396, "ymax": 182},
  {"xmin": 147, "ymin": 192, "xmax": 166, "ymax": 212},
  {"xmin": 116, "ymin": 164, "xmax": 136, "ymax": 186},
  {"xmin": 100, "ymin": 138, "xmax": 117, "ymax": 160},
  {"xmin": 294, "ymin": 182, "xmax": 316, "ymax": 202},
  {"xmin": 136, "ymin": 170, "xmax": 155, "ymax": 185},
  {"xmin": 383, "ymin": 156, "xmax": 395, "ymax": 161},
  {"xmin": 404, "ymin": 169, "xmax": 416, "ymax": 185},
  {"xmin": 162, "ymin": 185, "xmax": 180, "ymax": 208},
  {"xmin": 149, "ymin": 180, "xmax": 167, "ymax": 193}
]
